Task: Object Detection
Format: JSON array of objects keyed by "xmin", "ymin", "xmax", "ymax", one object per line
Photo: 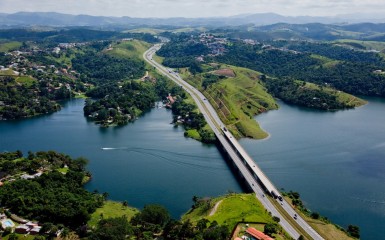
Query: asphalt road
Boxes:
[{"xmin": 143, "ymin": 44, "xmax": 324, "ymax": 240}]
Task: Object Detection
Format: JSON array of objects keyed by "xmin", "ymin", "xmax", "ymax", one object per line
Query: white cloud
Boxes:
[{"xmin": 1, "ymin": 0, "xmax": 384, "ymax": 18}]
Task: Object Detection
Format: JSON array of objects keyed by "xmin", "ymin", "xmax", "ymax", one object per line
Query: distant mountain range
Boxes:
[{"xmin": 1, "ymin": 12, "xmax": 385, "ymax": 28}]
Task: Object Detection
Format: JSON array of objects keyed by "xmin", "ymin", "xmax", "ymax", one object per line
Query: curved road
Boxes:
[{"xmin": 143, "ymin": 44, "xmax": 323, "ymax": 240}]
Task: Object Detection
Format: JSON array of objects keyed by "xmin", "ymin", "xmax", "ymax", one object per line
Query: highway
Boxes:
[{"xmin": 143, "ymin": 44, "xmax": 324, "ymax": 240}]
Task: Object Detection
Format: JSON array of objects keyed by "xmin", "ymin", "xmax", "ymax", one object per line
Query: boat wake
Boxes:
[{"xmin": 101, "ymin": 147, "xmax": 127, "ymax": 150}]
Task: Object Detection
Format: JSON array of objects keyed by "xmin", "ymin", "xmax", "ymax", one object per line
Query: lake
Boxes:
[
  {"xmin": 1, "ymin": 97, "xmax": 384, "ymax": 239},
  {"xmin": 241, "ymin": 97, "xmax": 385, "ymax": 240},
  {"xmin": 0, "ymin": 99, "xmax": 243, "ymax": 218}
]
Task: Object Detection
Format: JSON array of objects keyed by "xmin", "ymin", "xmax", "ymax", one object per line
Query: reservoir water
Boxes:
[
  {"xmin": 0, "ymin": 99, "xmax": 242, "ymax": 218},
  {"xmin": 241, "ymin": 97, "xmax": 385, "ymax": 240},
  {"xmin": 1, "ymin": 97, "xmax": 384, "ymax": 239}
]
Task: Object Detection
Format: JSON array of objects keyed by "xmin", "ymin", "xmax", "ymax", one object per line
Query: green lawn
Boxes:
[
  {"xmin": 0, "ymin": 69, "xmax": 17, "ymax": 76},
  {"xmin": 182, "ymin": 193, "xmax": 293, "ymax": 239},
  {"xmin": 88, "ymin": 201, "xmax": 139, "ymax": 227},
  {"xmin": 0, "ymin": 41, "xmax": 22, "ymax": 52},
  {"xmin": 56, "ymin": 167, "xmax": 69, "ymax": 174},
  {"xmin": 2, "ymin": 234, "xmax": 35, "ymax": 240},
  {"xmin": 185, "ymin": 129, "xmax": 201, "ymax": 141},
  {"xmin": 108, "ymin": 40, "xmax": 151, "ymax": 60},
  {"xmin": 311, "ymin": 54, "xmax": 340, "ymax": 68},
  {"xmin": 183, "ymin": 193, "xmax": 273, "ymax": 229},
  {"xmin": 46, "ymin": 53, "xmax": 75, "ymax": 67},
  {"xmin": 16, "ymin": 76, "xmax": 37, "ymax": 87}
]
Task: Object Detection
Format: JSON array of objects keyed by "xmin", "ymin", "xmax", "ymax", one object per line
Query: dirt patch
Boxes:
[
  {"xmin": 209, "ymin": 200, "xmax": 222, "ymax": 216},
  {"xmin": 213, "ymin": 68, "xmax": 236, "ymax": 77}
]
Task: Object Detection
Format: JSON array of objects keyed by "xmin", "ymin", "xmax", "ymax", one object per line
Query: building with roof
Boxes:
[{"xmin": 246, "ymin": 227, "xmax": 274, "ymax": 240}]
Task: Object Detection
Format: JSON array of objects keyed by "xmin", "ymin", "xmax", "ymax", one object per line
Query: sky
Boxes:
[{"xmin": 1, "ymin": 0, "xmax": 385, "ymax": 18}]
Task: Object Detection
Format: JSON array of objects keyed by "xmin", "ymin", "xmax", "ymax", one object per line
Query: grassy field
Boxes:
[
  {"xmin": 335, "ymin": 39, "xmax": 385, "ymax": 52},
  {"xmin": 0, "ymin": 69, "xmax": 17, "ymax": 76},
  {"xmin": 183, "ymin": 193, "xmax": 290, "ymax": 240},
  {"xmin": 124, "ymin": 28, "xmax": 166, "ymax": 35},
  {"xmin": 203, "ymin": 66, "xmax": 278, "ymax": 139},
  {"xmin": 46, "ymin": 53, "xmax": 75, "ymax": 67},
  {"xmin": 0, "ymin": 41, "xmax": 22, "ymax": 52},
  {"xmin": 88, "ymin": 201, "xmax": 139, "ymax": 227},
  {"xmin": 311, "ymin": 54, "xmax": 340, "ymax": 68},
  {"xmin": 16, "ymin": 76, "xmax": 37, "ymax": 87},
  {"xmin": 183, "ymin": 194, "xmax": 273, "ymax": 227},
  {"xmin": 2, "ymin": 234, "xmax": 35, "ymax": 240},
  {"xmin": 178, "ymin": 65, "xmax": 277, "ymax": 139},
  {"xmin": 108, "ymin": 40, "xmax": 151, "ymax": 60},
  {"xmin": 185, "ymin": 129, "xmax": 201, "ymax": 140},
  {"xmin": 153, "ymin": 53, "xmax": 164, "ymax": 64}
]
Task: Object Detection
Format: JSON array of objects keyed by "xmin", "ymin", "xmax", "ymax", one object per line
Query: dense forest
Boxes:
[
  {"xmin": 0, "ymin": 76, "xmax": 62, "ymax": 120},
  {"xmin": 0, "ymin": 29, "xmax": 158, "ymax": 45},
  {"xmin": 263, "ymin": 77, "xmax": 358, "ymax": 110},
  {"xmin": 0, "ymin": 151, "xmax": 230, "ymax": 239},
  {"xmin": 83, "ymin": 81, "xmax": 158, "ymax": 126},
  {"xmin": 0, "ymin": 151, "xmax": 102, "ymax": 229},
  {"xmin": 72, "ymin": 47, "xmax": 145, "ymax": 85},
  {"xmin": 0, "ymin": 30, "xmax": 160, "ymax": 120},
  {"xmin": 157, "ymin": 36, "xmax": 207, "ymax": 73},
  {"xmin": 155, "ymin": 36, "xmax": 365, "ymax": 111},
  {"xmin": 216, "ymin": 41, "xmax": 385, "ymax": 97}
]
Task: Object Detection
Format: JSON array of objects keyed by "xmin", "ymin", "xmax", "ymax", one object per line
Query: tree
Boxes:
[
  {"xmin": 122, "ymin": 200, "xmax": 128, "ymax": 207},
  {"xmin": 264, "ymin": 223, "xmax": 278, "ymax": 236},
  {"xmin": 2, "ymin": 227, "xmax": 12, "ymax": 236},
  {"xmin": 8, "ymin": 233, "xmax": 19, "ymax": 240},
  {"xmin": 196, "ymin": 218, "xmax": 209, "ymax": 231},
  {"xmin": 272, "ymin": 216, "xmax": 280, "ymax": 223},
  {"xmin": 97, "ymin": 109, "xmax": 109, "ymax": 122},
  {"xmin": 298, "ymin": 235, "xmax": 305, "ymax": 240},
  {"xmin": 311, "ymin": 212, "xmax": 320, "ymax": 219},
  {"xmin": 347, "ymin": 225, "xmax": 360, "ymax": 239},
  {"xmin": 135, "ymin": 204, "xmax": 170, "ymax": 227},
  {"xmin": 89, "ymin": 216, "xmax": 133, "ymax": 240},
  {"xmin": 202, "ymin": 224, "xmax": 228, "ymax": 240},
  {"xmin": 16, "ymin": 150, "xmax": 23, "ymax": 158},
  {"xmin": 102, "ymin": 192, "xmax": 109, "ymax": 200}
]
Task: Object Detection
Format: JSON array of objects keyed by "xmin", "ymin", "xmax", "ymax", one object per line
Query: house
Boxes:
[
  {"xmin": 52, "ymin": 47, "xmax": 60, "ymax": 54},
  {"xmin": 246, "ymin": 227, "xmax": 274, "ymax": 240},
  {"xmin": 167, "ymin": 94, "xmax": 175, "ymax": 104},
  {"xmin": 10, "ymin": 214, "xmax": 28, "ymax": 224},
  {"xmin": 20, "ymin": 172, "xmax": 42, "ymax": 180},
  {"xmin": 15, "ymin": 225, "xmax": 29, "ymax": 234},
  {"xmin": 29, "ymin": 226, "xmax": 42, "ymax": 235},
  {"xmin": 14, "ymin": 222, "xmax": 41, "ymax": 235}
]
